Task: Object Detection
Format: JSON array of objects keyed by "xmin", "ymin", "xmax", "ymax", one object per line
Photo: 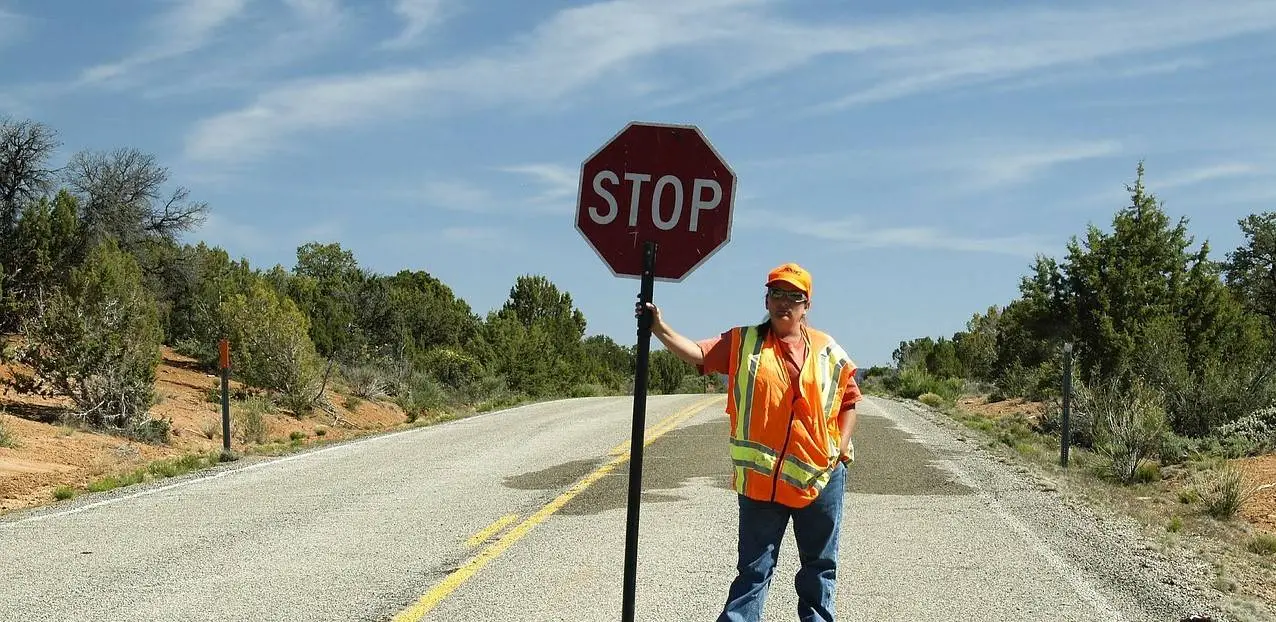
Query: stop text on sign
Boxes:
[{"xmin": 587, "ymin": 171, "xmax": 723, "ymax": 232}]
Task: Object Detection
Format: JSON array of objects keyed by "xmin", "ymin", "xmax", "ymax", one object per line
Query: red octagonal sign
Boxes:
[{"xmin": 576, "ymin": 121, "xmax": 736, "ymax": 282}]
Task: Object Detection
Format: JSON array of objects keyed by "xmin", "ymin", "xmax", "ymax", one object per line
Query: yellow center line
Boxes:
[
  {"xmin": 391, "ymin": 394, "xmax": 723, "ymax": 622},
  {"xmin": 465, "ymin": 514, "xmax": 519, "ymax": 548},
  {"xmin": 609, "ymin": 396, "xmax": 717, "ymax": 455}
]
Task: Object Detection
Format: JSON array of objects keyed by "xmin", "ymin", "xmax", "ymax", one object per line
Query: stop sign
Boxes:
[{"xmin": 576, "ymin": 121, "xmax": 735, "ymax": 281}]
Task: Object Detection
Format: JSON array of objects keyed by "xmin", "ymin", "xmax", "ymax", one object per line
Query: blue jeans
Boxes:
[{"xmin": 716, "ymin": 462, "xmax": 846, "ymax": 622}]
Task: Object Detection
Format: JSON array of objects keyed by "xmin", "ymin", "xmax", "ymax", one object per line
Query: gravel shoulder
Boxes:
[{"xmin": 867, "ymin": 395, "xmax": 1261, "ymax": 622}]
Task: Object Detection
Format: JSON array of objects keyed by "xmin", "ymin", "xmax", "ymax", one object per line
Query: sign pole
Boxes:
[
  {"xmin": 1060, "ymin": 341, "xmax": 1072, "ymax": 468},
  {"xmin": 574, "ymin": 120, "xmax": 735, "ymax": 621},
  {"xmin": 219, "ymin": 338, "xmax": 231, "ymax": 452},
  {"xmin": 622, "ymin": 240, "xmax": 657, "ymax": 622}
]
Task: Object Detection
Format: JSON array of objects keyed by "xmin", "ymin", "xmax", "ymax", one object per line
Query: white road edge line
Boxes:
[{"xmin": 861, "ymin": 398, "xmax": 1129, "ymax": 622}]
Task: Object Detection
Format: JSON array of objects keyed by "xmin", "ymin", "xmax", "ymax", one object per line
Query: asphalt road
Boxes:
[{"xmin": 0, "ymin": 394, "xmax": 1222, "ymax": 621}]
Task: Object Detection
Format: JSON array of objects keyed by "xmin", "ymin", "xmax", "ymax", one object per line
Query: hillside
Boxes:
[{"xmin": 0, "ymin": 344, "xmax": 413, "ymax": 515}]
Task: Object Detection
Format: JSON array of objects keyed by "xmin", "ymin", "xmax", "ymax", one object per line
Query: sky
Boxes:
[{"xmin": 1, "ymin": 0, "xmax": 1274, "ymax": 369}]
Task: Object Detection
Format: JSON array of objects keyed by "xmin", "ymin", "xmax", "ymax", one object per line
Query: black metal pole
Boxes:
[
  {"xmin": 622, "ymin": 240, "xmax": 657, "ymax": 622},
  {"xmin": 220, "ymin": 339, "xmax": 231, "ymax": 452},
  {"xmin": 1060, "ymin": 342, "xmax": 1072, "ymax": 468},
  {"xmin": 221, "ymin": 367, "xmax": 231, "ymax": 451}
]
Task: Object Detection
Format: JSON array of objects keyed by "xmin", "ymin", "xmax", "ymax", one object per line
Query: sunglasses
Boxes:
[{"xmin": 767, "ymin": 287, "xmax": 808, "ymax": 304}]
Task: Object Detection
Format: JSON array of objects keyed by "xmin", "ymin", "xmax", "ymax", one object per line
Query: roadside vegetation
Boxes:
[
  {"xmin": 863, "ymin": 162, "xmax": 1276, "ymax": 617},
  {"xmin": 0, "ymin": 116, "xmax": 721, "ymax": 508}
]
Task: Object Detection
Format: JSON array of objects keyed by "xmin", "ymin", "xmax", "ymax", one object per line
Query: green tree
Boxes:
[
  {"xmin": 166, "ymin": 243, "xmax": 261, "ymax": 368},
  {"xmin": 1224, "ymin": 212, "xmax": 1276, "ymax": 327},
  {"xmin": 989, "ymin": 163, "xmax": 1274, "ymax": 431},
  {"xmin": 923, "ymin": 337, "xmax": 962, "ymax": 378},
  {"xmin": 499, "ymin": 274, "xmax": 587, "ymax": 339},
  {"xmin": 472, "ymin": 311, "xmax": 557, "ymax": 397},
  {"xmin": 580, "ymin": 335, "xmax": 635, "ymax": 389},
  {"xmin": 1061, "ymin": 163, "xmax": 1198, "ymax": 382},
  {"xmin": 13, "ymin": 239, "xmax": 162, "ymax": 434},
  {"xmin": 287, "ymin": 242, "xmax": 363, "ymax": 359},
  {"xmin": 892, "ymin": 337, "xmax": 934, "ymax": 371},
  {"xmin": 0, "ymin": 117, "xmax": 60, "ymax": 247},
  {"xmin": 472, "ymin": 275, "xmax": 591, "ymax": 397},
  {"xmin": 2, "ymin": 190, "xmax": 81, "ymax": 330},
  {"xmin": 953, "ymin": 306, "xmax": 1000, "ymax": 381},
  {"xmin": 385, "ymin": 269, "xmax": 481, "ymax": 358},
  {"xmin": 220, "ymin": 279, "xmax": 323, "ymax": 412},
  {"xmin": 61, "ymin": 147, "xmax": 207, "ymax": 273},
  {"xmin": 650, "ymin": 349, "xmax": 696, "ymax": 394}
]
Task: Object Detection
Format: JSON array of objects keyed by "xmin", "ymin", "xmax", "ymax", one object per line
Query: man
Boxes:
[{"xmin": 636, "ymin": 262, "xmax": 861, "ymax": 621}]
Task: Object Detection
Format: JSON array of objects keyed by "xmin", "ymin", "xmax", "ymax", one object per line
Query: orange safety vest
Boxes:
[{"xmin": 724, "ymin": 323, "xmax": 856, "ymax": 508}]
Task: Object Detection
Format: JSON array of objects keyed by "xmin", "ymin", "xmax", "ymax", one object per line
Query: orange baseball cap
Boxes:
[{"xmin": 766, "ymin": 263, "xmax": 812, "ymax": 298}]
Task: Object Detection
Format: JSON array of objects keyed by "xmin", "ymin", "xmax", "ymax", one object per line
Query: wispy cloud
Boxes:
[
  {"xmin": 192, "ymin": 212, "xmax": 272, "ymax": 254},
  {"xmin": 1045, "ymin": 161, "xmax": 1267, "ymax": 217},
  {"xmin": 1119, "ymin": 57, "xmax": 1208, "ymax": 77},
  {"xmin": 382, "ymin": 0, "xmax": 448, "ymax": 50},
  {"xmin": 136, "ymin": 0, "xmax": 345, "ymax": 98},
  {"xmin": 498, "ymin": 163, "xmax": 579, "ymax": 214},
  {"xmin": 1155, "ymin": 163, "xmax": 1261, "ymax": 189},
  {"xmin": 183, "ymin": 0, "xmax": 781, "ymax": 165},
  {"xmin": 79, "ymin": 0, "xmax": 250, "ymax": 85},
  {"xmin": 741, "ymin": 209, "xmax": 1050, "ymax": 257},
  {"xmin": 418, "ymin": 179, "xmax": 498, "ymax": 213},
  {"xmin": 411, "ymin": 166, "xmax": 580, "ymax": 217},
  {"xmin": 813, "ymin": 0, "xmax": 1276, "ymax": 110},
  {"xmin": 185, "ymin": 68, "xmax": 431, "ymax": 164},
  {"xmin": 960, "ymin": 140, "xmax": 1123, "ymax": 190},
  {"xmin": 738, "ymin": 137, "xmax": 1123, "ymax": 193},
  {"xmin": 185, "ymin": 0, "xmax": 1276, "ymax": 168},
  {"xmin": 986, "ymin": 57, "xmax": 1209, "ymax": 96},
  {"xmin": 740, "ymin": 209, "xmax": 1046, "ymax": 257}
]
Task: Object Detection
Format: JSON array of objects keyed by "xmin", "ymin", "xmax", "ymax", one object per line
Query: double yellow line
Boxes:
[{"xmin": 391, "ymin": 395, "xmax": 722, "ymax": 622}]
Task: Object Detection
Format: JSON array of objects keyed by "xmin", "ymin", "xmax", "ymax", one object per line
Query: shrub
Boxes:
[
  {"xmin": 0, "ymin": 413, "xmax": 16, "ymax": 448},
  {"xmin": 1191, "ymin": 465, "xmax": 1258, "ymax": 520},
  {"xmin": 918, "ymin": 392, "xmax": 944, "ymax": 408},
  {"xmin": 130, "ymin": 417, "xmax": 172, "ymax": 445},
  {"xmin": 675, "ymin": 375, "xmax": 710, "ymax": 395},
  {"xmin": 1248, "ymin": 532, "xmax": 1276, "ymax": 556},
  {"xmin": 1161, "ymin": 357, "xmax": 1276, "ymax": 439},
  {"xmin": 994, "ymin": 413, "xmax": 1037, "ymax": 449},
  {"xmin": 12, "ymin": 239, "xmax": 162, "ymax": 432},
  {"xmin": 417, "ymin": 347, "xmax": 483, "ymax": 388},
  {"xmin": 1209, "ymin": 407, "xmax": 1276, "ymax": 458},
  {"xmin": 233, "ymin": 397, "xmax": 271, "ymax": 444},
  {"xmin": 340, "ymin": 363, "xmax": 389, "ymax": 401},
  {"xmin": 1039, "ymin": 396, "xmax": 1097, "ymax": 449},
  {"xmin": 1158, "ymin": 431, "xmax": 1201, "ymax": 466},
  {"xmin": 396, "ymin": 372, "xmax": 449, "ymax": 422},
  {"xmin": 220, "ymin": 281, "xmax": 322, "ymax": 413},
  {"xmin": 993, "ymin": 360, "xmax": 1058, "ymax": 402},
  {"xmin": 1086, "ymin": 377, "xmax": 1168, "ymax": 484},
  {"xmin": 1132, "ymin": 461, "xmax": 1161, "ymax": 483},
  {"xmin": 570, "ymin": 383, "xmax": 607, "ymax": 398},
  {"xmin": 892, "ymin": 367, "xmax": 964, "ymax": 401}
]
